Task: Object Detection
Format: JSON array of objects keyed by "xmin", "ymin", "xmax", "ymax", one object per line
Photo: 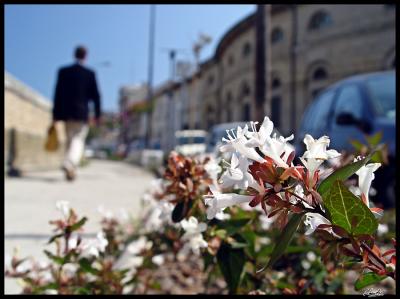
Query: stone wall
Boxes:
[{"xmin": 4, "ymin": 71, "xmax": 66, "ymax": 173}]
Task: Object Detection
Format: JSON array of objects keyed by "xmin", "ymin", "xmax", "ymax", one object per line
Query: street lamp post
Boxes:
[{"xmin": 145, "ymin": 4, "xmax": 156, "ymax": 149}]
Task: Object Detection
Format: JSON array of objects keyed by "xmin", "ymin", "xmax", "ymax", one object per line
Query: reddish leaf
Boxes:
[
  {"xmin": 249, "ymin": 195, "xmax": 263, "ymax": 207},
  {"xmin": 382, "ymin": 249, "xmax": 396, "ymax": 257},
  {"xmin": 286, "ymin": 151, "xmax": 295, "ymax": 166},
  {"xmin": 268, "ymin": 208, "xmax": 282, "ymax": 218},
  {"xmin": 332, "ymin": 225, "xmax": 350, "ymax": 238},
  {"xmin": 289, "ymin": 205, "xmax": 304, "ymax": 214},
  {"xmin": 372, "ymin": 244, "xmax": 382, "ymax": 257}
]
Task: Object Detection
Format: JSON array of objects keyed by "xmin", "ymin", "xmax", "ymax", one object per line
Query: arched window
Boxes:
[
  {"xmin": 242, "ymin": 82, "xmax": 250, "ymax": 97},
  {"xmin": 312, "ymin": 67, "xmax": 328, "ymax": 81},
  {"xmin": 272, "ymin": 77, "xmax": 281, "ymax": 90},
  {"xmin": 243, "ymin": 42, "xmax": 251, "ymax": 57},
  {"xmin": 228, "ymin": 55, "xmax": 234, "ymax": 67},
  {"xmin": 208, "ymin": 75, "xmax": 214, "ymax": 85},
  {"xmin": 243, "ymin": 103, "xmax": 251, "ymax": 121},
  {"xmin": 226, "ymin": 93, "xmax": 232, "ymax": 122},
  {"xmin": 308, "ymin": 11, "xmax": 333, "ymax": 31},
  {"xmin": 271, "ymin": 27, "xmax": 284, "ymax": 44},
  {"xmin": 206, "ymin": 105, "xmax": 214, "ymax": 129},
  {"xmin": 271, "ymin": 96, "xmax": 281, "ymax": 128}
]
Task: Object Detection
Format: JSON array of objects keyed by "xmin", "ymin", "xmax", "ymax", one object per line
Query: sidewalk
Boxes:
[{"xmin": 4, "ymin": 159, "xmax": 155, "ymax": 294}]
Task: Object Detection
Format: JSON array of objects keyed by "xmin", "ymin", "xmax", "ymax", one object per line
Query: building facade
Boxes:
[
  {"xmin": 118, "ymin": 83, "xmax": 149, "ymax": 145},
  {"xmin": 265, "ymin": 4, "xmax": 396, "ymax": 135},
  {"xmin": 136, "ymin": 4, "xmax": 395, "ymax": 152},
  {"xmin": 4, "ymin": 71, "xmax": 66, "ymax": 173}
]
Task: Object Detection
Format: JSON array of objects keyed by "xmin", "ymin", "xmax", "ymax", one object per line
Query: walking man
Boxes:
[{"xmin": 53, "ymin": 45, "xmax": 101, "ymax": 181}]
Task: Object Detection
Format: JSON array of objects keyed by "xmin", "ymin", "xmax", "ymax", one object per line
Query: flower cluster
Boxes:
[{"xmin": 203, "ymin": 116, "xmax": 395, "ymax": 281}]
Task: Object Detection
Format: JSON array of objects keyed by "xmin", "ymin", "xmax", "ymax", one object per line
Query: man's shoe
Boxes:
[{"xmin": 62, "ymin": 166, "xmax": 76, "ymax": 181}]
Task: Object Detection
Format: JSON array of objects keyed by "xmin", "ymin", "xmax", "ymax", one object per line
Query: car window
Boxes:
[
  {"xmin": 333, "ymin": 84, "xmax": 363, "ymax": 119},
  {"xmin": 308, "ymin": 90, "xmax": 336, "ymax": 133},
  {"xmin": 300, "ymin": 101, "xmax": 317, "ymax": 133},
  {"xmin": 366, "ymin": 74, "xmax": 395, "ymax": 119}
]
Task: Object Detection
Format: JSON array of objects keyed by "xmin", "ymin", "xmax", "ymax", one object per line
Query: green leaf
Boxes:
[
  {"xmin": 323, "ymin": 180, "xmax": 378, "ymax": 235},
  {"xmin": 47, "ymin": 233, "xmax": 65, "ymax": 244},
  {"xmin": 354, "ymin": 272, "xmax": 387, "ymax": 291},
  {"xmin": 216, "ymin": 218, "xmax": 252, "ymax": 236},
  {"xmin": 75, "ymin": 287, "xmax": 92, "ymax": 295},
  {"xmin": 217, "ymin": 241, "xmax": 246, "ymax": 294},
  {"xmin": 259, "ymin": 213, "xmax": 305, "ymax": 271},
  {"xmin": 366, "ymin": 132, "xmax": 382, "ymax": 147},
  {"xmin": 350, "ymin": 139, "xmax": 365, "ymax": 152},
  {"xmin": 171, "ymin": 201, "xmax": 192, "ymax": 223},
  {"xmin": 70, "ymin": 217, "xmax": 88, "ymax": 232},
  {"xmin": 44, "ymin": 250, "xmax": 66, "ymax": 265},
  {"xmin": 79, "ymin": 258, "xmax": 99, "ymax": 275},
  {"xmin": 240, "ymin": 230, "xmax": 257, "ymax": 258},
  {"xmin": 317, "ymin": 147, "xmax": 380, "ymax": 197},
  {"xmin": 203, "ymin": 251, "xmax": 215, "ymax": 271}
]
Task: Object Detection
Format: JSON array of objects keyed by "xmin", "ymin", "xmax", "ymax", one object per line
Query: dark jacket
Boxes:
[{"xmin": 53, "ymin": 63, "xmax": 101, "ymax": 121}]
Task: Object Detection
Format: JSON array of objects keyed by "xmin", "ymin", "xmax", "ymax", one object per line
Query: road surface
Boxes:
[{"xmin": 4, "ymin": 159, "xmax": 155, "ymax": 294}]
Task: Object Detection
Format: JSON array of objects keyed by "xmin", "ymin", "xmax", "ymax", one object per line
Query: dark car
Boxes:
[{"xmin": 295, "ymin": 71, "xmax": 396, "ymax": 208}]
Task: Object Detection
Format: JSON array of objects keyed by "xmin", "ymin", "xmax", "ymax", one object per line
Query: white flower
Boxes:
[
  {"xmin": 181, "ymin": 217, "xmax": 207, "ymax": 237},
  {"xmin": 97, "ymin": 205, "xmax": 114, "ymax": 220},
  {"xmin": 259, "ymin": 213, "xmax": 276, "ymax": 231},
  {"xmin": 127, "ymin": 236, "xmax": 153, "ymax": 256},
  {"xmin": 299, "ymin": 157, "xmax": 324, "ymax": 176},
  {"xmin": 152, "ymin": 254, "xmax": 165, "ymax": 266},
  {"xmin": 143, "ymin": 200, "xmax": 174, "ymax": 233},
  {"xmin": 15, "ymin": 259, "xmax": 34, "ymax": 273},
  {"xmin": 302, "ymin": 135, "xmax": 341, "ymax": 161},
  {"xmin": 301, "ymin": 260, "xmax": 311, "ymax": 270},
  {"xmin": 204, "ymin": 184, "xmax": 254, "ymax": 220},
  {"xmin": 180, "ymin": 217, "xmax": 208, "ymax": 255},
  {"xmin": 62, "ymin": 263, "xmax": 78, "ymax": 277},
  {"xmin": 204, "ymin": 157, "xmax": 222, "ymax": 183},
  {"xmin": 220, "ymin": 125, "xmax": 265, "ymax": 163},
  {"xmin": 215, "ymin": 211, "xmax": 231, "ymax": 220},
  {"xmin": 38, "ymin": 259, "xmax": 50, "ymax": 269},
  {"xmin": 304, "ymin": 213, "xmax": 331, "ymax": 235},
  {"xmin": 80, "ymin": 232, "xmax": 108, "ymax": 258},
  {"xmin": 306, "ymin": 251, "xmax": 317, "ymax": 262},
  {"xmin": 377, "ymin": 224, "xmax": 388, "ymax": 236},
  {"xmin": 41, "ymin": 270, "xmax": 53, "ymax": 283},
  {"xmin": 113, "ymin": 236, "xmax": 152, "ymax": 282},
  {"xmin": 244, "ymin": 119, "xmax": 270, "ymax": 146},
  {"xmin": 219, "ymin": 153, "xmax": 262, "ymax": 192},
  {"xmin": 68, "ymin": 235, "xmax": 79, "ymax": 250},
  {"xmin": 355, "ymin": 162, "xmax": 381, "ymax": 207},
  {"xmin": 44, "ymin": 289, "xmax": 58, "ymax": 295},
  {"xmin": 245, "ymin": 117, "xmax": 294, "ymax": 168},
  {"xmin": 118, "ymin": 208, "xmax": 130, "ymax": 222},
  {"xmin": 56, "ymin": 200, "xmax": 70, "ymax": 218}
]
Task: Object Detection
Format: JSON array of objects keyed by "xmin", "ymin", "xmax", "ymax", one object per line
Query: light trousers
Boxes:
[{"xmin": 63, "ymin": 121, "xmax": 89, "ymax": 171}]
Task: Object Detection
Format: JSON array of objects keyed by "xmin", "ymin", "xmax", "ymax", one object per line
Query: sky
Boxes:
[{"xmin": 5, "ymin": 4, "xmax": 256, "ymax": 112}]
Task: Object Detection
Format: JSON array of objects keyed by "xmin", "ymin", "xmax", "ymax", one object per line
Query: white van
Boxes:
[{"xmin": 175, "ymin": 130, "xmax": 208, "ymax": 156}]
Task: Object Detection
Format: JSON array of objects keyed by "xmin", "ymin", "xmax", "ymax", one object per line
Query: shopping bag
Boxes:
[{"xmin": 44, "ymin": 123, "xmax": 59, "ymax": 152}]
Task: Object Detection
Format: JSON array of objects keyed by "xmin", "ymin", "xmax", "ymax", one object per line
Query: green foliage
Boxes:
[
  {"xmin": 215, "ymin": 217, "xmax": 252, "ymax": 236},
  {"xmin": 323, "ymin": 180, "xmax": 378, "ymax": 235},
  {"xmin": 317, "ymin": 151, "xmax": 375, "ymax": 197},
  {"xmin": 171, "ymin": 201, "xmax": 192, "ymax": 223},
  {"xmin": 262, "ymin": 213, "xmax": 305, "ymax": 271},
  {"xmin": 217, "ymin": 239, "xmax": 246, "ymax": 294},
  {"xmin": 70, "ymin": 217, "xmax": 88, "ymax": 232},
  {"xmin": 43, "ymin": 250, "xmax": 74, "ymax": 266},
  {"xmin": 79, "ymin": 258, "xmax": 99, "ymax": 275},
  {"xmin": 355, "ymin": 272, "xmax": 387, "ymax": 291}
]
